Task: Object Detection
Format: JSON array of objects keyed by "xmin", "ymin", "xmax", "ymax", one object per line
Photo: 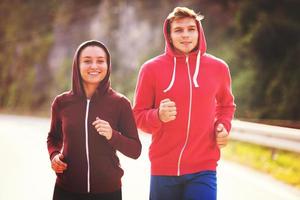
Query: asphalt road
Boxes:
[{"xmin": 0, "ymin": 114, "xmax": 299, "ymax": 200}]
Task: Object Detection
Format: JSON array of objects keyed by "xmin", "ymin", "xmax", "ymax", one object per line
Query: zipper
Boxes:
[
  {"xmin": 177, "ymin": 56, "xmax": 193, "ymax": 176},
  {"xmin": 85, "ymin": 99, "xmax": 91, "ymax": 192}
]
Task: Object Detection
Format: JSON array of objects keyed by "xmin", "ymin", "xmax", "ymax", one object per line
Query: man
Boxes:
[{"xmin": 133, "ymin": 7, "xmax": 235, "ymax": 200}]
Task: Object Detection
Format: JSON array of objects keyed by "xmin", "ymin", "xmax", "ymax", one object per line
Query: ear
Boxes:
[{"xmin": 166, "ymin": 32, "xmax": 172, "ymax": 44}]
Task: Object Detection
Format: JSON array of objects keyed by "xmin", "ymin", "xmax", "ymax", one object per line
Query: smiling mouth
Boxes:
[
  {"xmin": 181, "ymin": 42, "xmax": 192, "ymax": 45},
  {"xmin": 88, "ymin": 71, "xmax": 100, "ymax": 75}
]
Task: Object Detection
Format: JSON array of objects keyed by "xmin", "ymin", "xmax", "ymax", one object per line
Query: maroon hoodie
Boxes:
[{"xmin": 47, "ymin": 40, "xmax": 141, "ymax": 193}]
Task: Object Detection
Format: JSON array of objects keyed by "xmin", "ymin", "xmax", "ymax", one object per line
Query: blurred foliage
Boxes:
[
  {"xmin": 0, "ymin": 0, "xmax": 299, "ymax": 122},
  {"xmin": 223, "ymin": 140, "xmax": 300, "ymax": 188},
  {"xmin": 232, "ymin": 0, "xmax": 300, "ymax": 120},
  {"xmin": 0, "ymin": 0, "xmax": 56, "ymax": 113}
]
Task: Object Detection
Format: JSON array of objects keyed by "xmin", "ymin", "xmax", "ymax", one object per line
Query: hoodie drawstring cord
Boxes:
[
  {"xmin": 193, "ymin": 51, "xmax": 201, "ymax": 88},
  {"xmin": 163, "ymin": 51, "xmax": 201, "ymax": 93},
  {"xmin": 163, "ymin": 57, "xmax": 177, "ymax": 93}
]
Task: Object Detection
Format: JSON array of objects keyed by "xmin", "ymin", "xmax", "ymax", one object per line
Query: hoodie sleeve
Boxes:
[
  {"xmin": 215, "ymin": 64, "xmax": 236, "ymax": 133},
  {"xmin": 47, "ymin": 97, "xmax": 63, "ymax": 160},
  {"xmin": 133, "ymin": 63, "xmax": 163, "ymax": 134},
  {"xmin": 108, "ymin": 97, "xmax": 141, "ymax": 159}
]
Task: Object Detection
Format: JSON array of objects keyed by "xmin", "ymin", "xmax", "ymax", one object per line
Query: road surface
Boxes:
[{"xmin": 0, "ymin": 114, "xmax": 299, "ymax": 199}]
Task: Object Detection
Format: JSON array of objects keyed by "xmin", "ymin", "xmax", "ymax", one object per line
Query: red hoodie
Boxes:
[
  {"xmin": 133, "ymin": 19, "xmax": 235, "ymax": 176},
  {"xmin": 47, "ymin": 40, "xmax": 141, "ymax": 193}
]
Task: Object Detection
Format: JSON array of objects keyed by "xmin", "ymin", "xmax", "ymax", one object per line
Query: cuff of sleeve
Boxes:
[
  {"xmin": 149, "ymin": 109, "xmax": 162, "ymax": 128},
  {"xmin": 108, "ymin": 130, "xmax": 121, "ymax": 146},
  {"xmin": 50, "ymin": 151, "xmax": 60, "ymax": 161},
  {"xmin": 215, "ymin": 120, "xmax": 232, "ymax": 133}
]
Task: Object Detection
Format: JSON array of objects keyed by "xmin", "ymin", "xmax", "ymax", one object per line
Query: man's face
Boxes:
[{"xmin": 170, "ymin": 17, "xmax": 199, "ymax": 54}]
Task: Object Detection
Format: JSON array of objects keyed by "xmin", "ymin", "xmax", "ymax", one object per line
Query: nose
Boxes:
[
  {"xmin": 91, "ymin": 61, "xmax": 98, "ymax": 69},
  {"xmin": 182, "ymin": 30, "xmax": 189, "ymax": 38}
]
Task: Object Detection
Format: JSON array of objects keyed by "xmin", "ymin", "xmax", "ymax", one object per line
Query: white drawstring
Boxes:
[
  {"xmin": 193, "ymin": 51, "xmax": 201, "ymax": 88},
  {"xmin": 163, "ymin": 57, "xmax": 177, "ymax": 93},
  {"xmin": 163, "ymin": 51, "xmax": 200, "ymax": 92}
]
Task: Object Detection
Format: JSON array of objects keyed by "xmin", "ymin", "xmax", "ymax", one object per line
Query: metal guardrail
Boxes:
[{"xmin": 230, "ymin": 120, "xmax": 300, "ymax": 153}]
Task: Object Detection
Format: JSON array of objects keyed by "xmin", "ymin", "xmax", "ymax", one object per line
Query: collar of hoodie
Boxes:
[{"xmin": 163, "ymin": 50, "xmax": 201, "ymax": 92}]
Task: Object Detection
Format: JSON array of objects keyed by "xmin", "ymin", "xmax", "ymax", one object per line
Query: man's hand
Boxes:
[
  {"xmin": 51, "ymin": 153, "xmax": 67, "ymax": 173},
  {"xmin": 216, "ymin": 123, "xmax": 229, "ymax": 148},
  {"xmin": 92, "ymin": 117, "xmax": 113, "ymax": 140},
  {"xmin": 159, "ymin": 98, "xmax": 177, "ymax": 123}
]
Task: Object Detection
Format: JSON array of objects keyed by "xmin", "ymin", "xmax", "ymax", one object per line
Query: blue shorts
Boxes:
[{"xmin": 150, "ymin": 170, "xmax": 216, "ymax": 200}]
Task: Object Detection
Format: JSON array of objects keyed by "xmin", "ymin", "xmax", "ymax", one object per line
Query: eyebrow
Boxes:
[
  {"xmin": 81, "ymin": 56, "xmax": 105, "ymax": 59},
  {"xmin": 173, "ymin": 25, "xmax": 196, "ymax": 29}
]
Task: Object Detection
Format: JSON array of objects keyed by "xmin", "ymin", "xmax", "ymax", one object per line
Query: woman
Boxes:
[{"xmin": 47, "ymin": 40, "xmax": 142, "ymax": 200}]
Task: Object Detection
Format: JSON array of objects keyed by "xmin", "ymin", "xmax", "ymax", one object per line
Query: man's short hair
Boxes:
[{"xmin": 166, "ymin": 7, "xmax": 204, "ymax": 36}]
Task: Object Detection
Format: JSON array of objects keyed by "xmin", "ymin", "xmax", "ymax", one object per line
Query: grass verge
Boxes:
[{"xmin": 222, "ymin": 140, "xmax": 300, "ymax": 188}]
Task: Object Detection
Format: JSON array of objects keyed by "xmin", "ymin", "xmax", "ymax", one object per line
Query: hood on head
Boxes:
[
  {"xmin": 162, "ymin": 17, "xmax": 207, "ymax": 92},
  {"xmin": 163, "ymin": 17, "xmax": 207, "ymax": 56},
  {"xmin": 71, "ymin": 40, "xmax": 111, "ymax": 97}
]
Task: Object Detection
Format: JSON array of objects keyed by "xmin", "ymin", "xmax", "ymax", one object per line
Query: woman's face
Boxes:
[{"xmin": 79, "ymin": 46, "xmax": 108, "ymax": 87}]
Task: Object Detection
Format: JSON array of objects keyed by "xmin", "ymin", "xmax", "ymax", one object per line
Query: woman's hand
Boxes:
[
  {"xmin": 92, "ymin": 117, "xmax": 112, "ymax": 140},
  {"xmin": 51, "ymin": 153, "xmax": 67, "ymax": 173}
]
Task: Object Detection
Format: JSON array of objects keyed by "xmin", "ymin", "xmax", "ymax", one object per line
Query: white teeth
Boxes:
[{"xmin": 88, "ymin": 72, "xmax": 100, "ymax": 75}]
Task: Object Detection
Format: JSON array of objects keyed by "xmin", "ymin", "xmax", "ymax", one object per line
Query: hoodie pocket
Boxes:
[{"xmin": 93, "ymin": 154, "xmax": 124, "ymax": 181}]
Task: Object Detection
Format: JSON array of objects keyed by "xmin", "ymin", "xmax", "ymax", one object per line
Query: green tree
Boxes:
[
  {"xmin": 234, "ymin": 0, "xmax": 300, "ymax": 120},
  {"xmin": 0, "ymin": 0, "xmax": 57, "ymax": 111}
]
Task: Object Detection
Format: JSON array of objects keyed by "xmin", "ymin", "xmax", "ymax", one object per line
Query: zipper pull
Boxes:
[{"xmin": 186, "ymin": 56, "xmax": 189, "ymax": 63}]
